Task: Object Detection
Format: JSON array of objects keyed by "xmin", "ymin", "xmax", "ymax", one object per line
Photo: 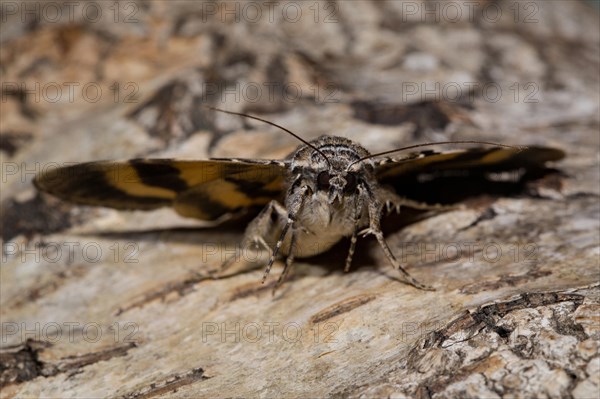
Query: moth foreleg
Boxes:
[
  {"xmin": 345, "ymin": 229, "xmax": 358, "ymax": 273},
  {"xmin": 273, "ymin": 229, "xmax": 297, "ymax": 295},
  {"xmin": 263, "ymin": 185, "xmax": 308, "ymax": 284},
  {"xmin": 365, "ymin": 190, "xmax": 435, "ymax": 291},
  {"xmin": 344, "ymin": 195, "xmax": 364, "ymax": 272}
]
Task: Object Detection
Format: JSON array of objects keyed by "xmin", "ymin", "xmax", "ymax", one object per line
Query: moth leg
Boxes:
[
  {"xmin": 261, "ymin": 219, "xmax": 292, "ymax": 283},
  {"xmin": 345, "ymin": 226, "xmax": 359, "ymax": 273},
  {"xmin": 368, "ymin": 225, "xmax": 434, "ymax": 291},
  {"xmin": 273, "ymin": 229, "xmax": 297, "ymax": 295},
  {"xmin": 379, "ymin": 188, "xmax": 460, "ymax": 214},
  {"xmin": 345, "ymin": 195, "xmax": 364, "ymax": 272},
  {"xmin": 220, "ymin": 200, "xmax": 286, "ymax": 272},
  {"xmin": 365, "ymin": 189, "xmax": 435, "ymax": 291},
  {"xmin": 263, "ymin": 186, "xmax": 308, "ymax": 284}
]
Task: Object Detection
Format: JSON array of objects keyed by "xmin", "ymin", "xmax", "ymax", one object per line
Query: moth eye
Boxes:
[
  {"xmin": 345, "ymin": 173, "xmax": 358, "ymax": 193},
  {"xmin": 317, "ymin": 171, "xmax": 331, "ymax": 190}
]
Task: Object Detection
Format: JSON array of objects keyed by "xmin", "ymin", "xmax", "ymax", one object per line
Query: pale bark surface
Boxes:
[{"xmin": 1, "ymin": 1, "xmax": 599, "ymax": 398}]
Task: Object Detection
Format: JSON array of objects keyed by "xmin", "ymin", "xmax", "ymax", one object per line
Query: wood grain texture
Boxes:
[{"xmin": 1, "ymin": 1, "xmax": 598, "ymax": 397}]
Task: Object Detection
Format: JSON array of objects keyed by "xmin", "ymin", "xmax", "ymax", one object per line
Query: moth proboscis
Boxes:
[{"xmin": 34, "ymin": 107, "xmax": 565, "ymax": 293}]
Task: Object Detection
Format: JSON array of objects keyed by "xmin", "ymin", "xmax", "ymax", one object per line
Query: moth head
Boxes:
[
  {"xmin": 316, "ymin": 170, "xmax": 359, "ymax": 204},
  {"xmin": 289, "ymin": 136, "xmax": 374, "ymax": 204}
]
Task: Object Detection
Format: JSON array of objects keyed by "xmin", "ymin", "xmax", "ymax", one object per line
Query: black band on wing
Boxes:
[
  {"xmin": 223, "ymin": 176, "xmax": 282, "ymax": 199},
  {"xmin": 34, "ymin": 164, "xmax": 171, "ymax": 209},
  {"xmin": 131, "ymin": 161, "xmax": 190, "ymax": 192}
]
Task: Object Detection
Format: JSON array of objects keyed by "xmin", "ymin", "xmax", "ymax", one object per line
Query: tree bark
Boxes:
[{"xmin": 1, "ymin": 1, "xmax": 598, "ymax": 398}]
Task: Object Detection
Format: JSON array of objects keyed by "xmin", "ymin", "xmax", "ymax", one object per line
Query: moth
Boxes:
[{"xmin": 34, "ymin": 107, "xmax": 565, "ymax": 292}]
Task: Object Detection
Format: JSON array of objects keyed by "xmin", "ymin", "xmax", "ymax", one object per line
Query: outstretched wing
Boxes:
[
  {"xmin": 375, "ymin": 146, "xmax": 565, "ymax": 181},
  {"xmin": 34, "ymin": 158, "xmax": 288, "ymax": 220},
  {"xmin": 374, "ymin": 146, "xmax": 565, "ymax": 204}
]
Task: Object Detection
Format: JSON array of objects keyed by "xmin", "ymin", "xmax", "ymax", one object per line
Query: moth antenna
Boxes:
[
  {"xmin": 348, "ymin": 140, "xmax": 526, "ymax": 169},
  {"xmin": 205, "ymin": 106, "xmax": 331, "ymax": 167}
]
